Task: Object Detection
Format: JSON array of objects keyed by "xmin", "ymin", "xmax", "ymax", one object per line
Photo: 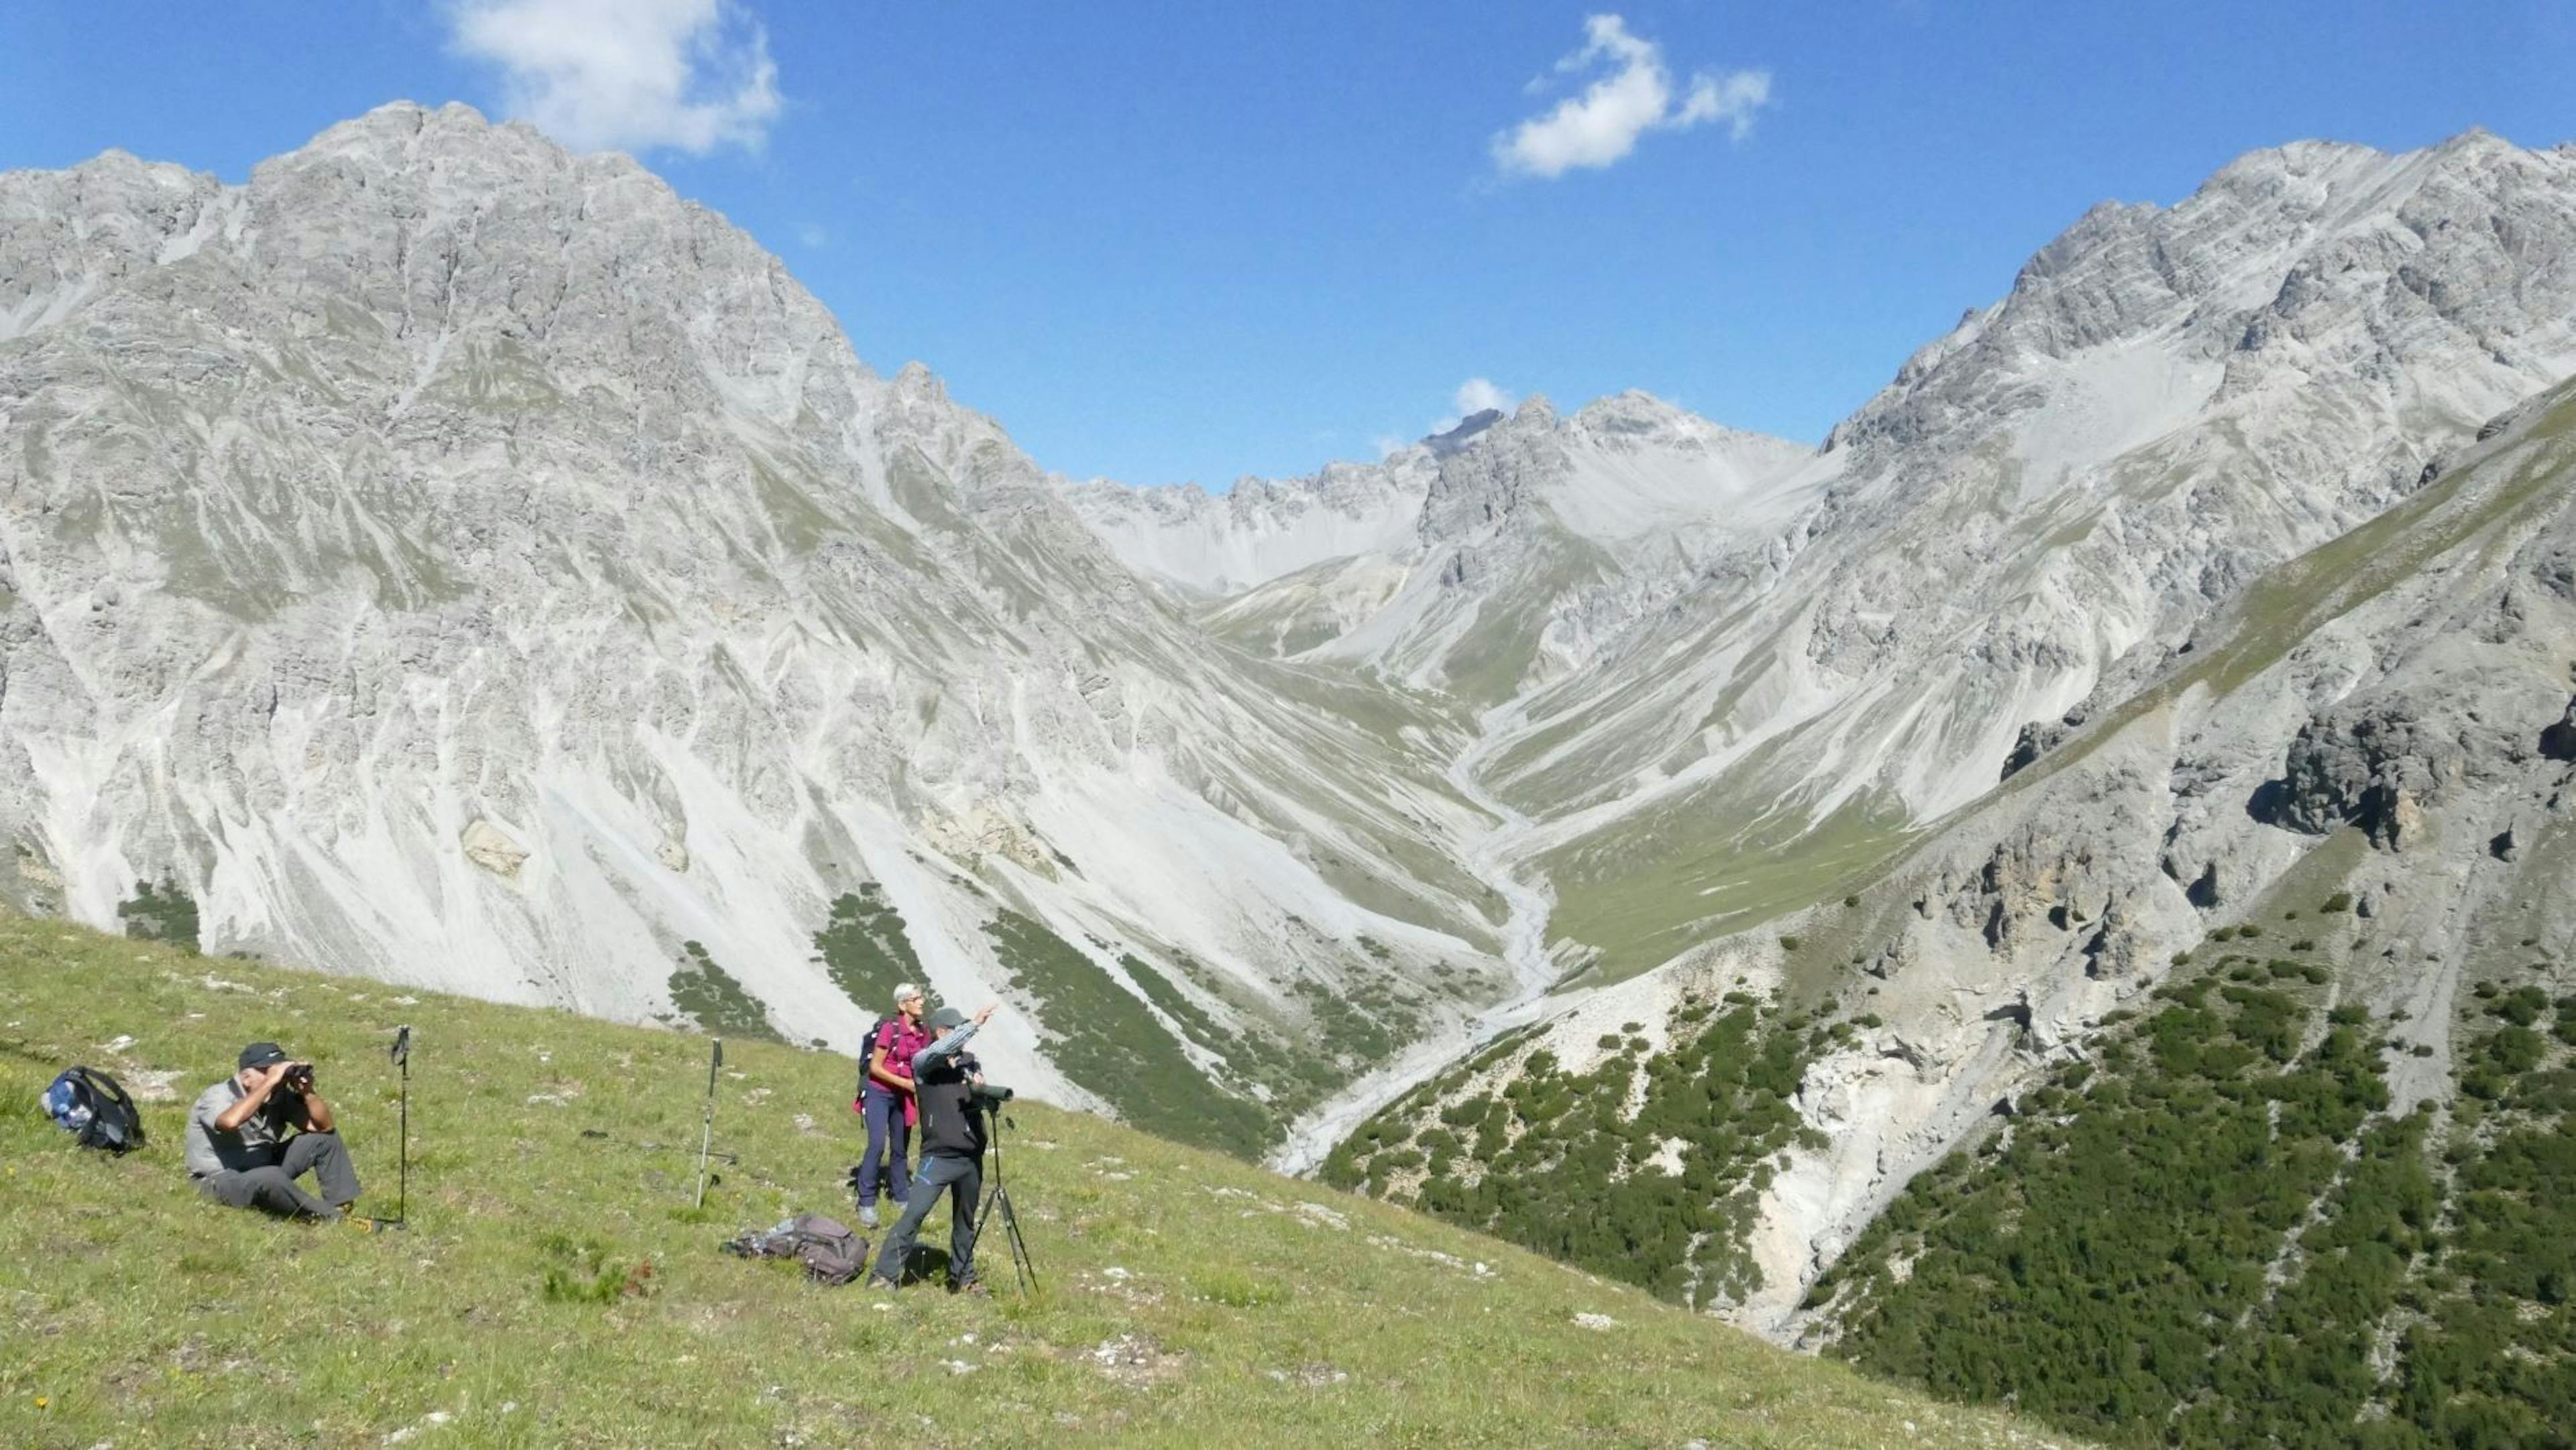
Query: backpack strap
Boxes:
[
  {"xmin": 85, "ymin": 1068, "xmax": 141, "ymax": 1123},
  {"xmin": 856, "ymin": 1018, "xmax": 896, "ymax": 1095},
  {"xmin": 66, "ymin": 1066, "xmax": 146, "ymax": 1151}
]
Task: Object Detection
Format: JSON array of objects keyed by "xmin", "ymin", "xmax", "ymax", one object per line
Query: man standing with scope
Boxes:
[
  {"xmin": 183, "ymin": 1041, "xmax": 362, "ymax": 1220},
  {"xmin": 869, "ymin": 1001, "xmax": 1000, "ymax": 1293}
]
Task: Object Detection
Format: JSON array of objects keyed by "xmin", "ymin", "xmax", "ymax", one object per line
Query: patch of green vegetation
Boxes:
[
  {"xmin": 1327, "ymin": 998, "xmax": 1813, "ymax": 1308},
  {"xmin": 0, "ymin": 909, "xmax": 2037, "ymax": 1447},
  {"xmin": 810, "ymin": 884, "xmax": 921, "ymax": 1019},
  {"xmin": 984, "ymin": 911, "xmax": 1275, "ymax": 1158},
  {"xmin": 749, "ymin": 457, "xmax": 843, "ymax": 554},
  {"xmin": 664, "ymin": 939, "xmax": 782, "ymax": 1043},
  {"xmin": 1438, "ymin": 529, "xmax": 1615, "ymax": 707},
  {"xmin": 885, "ymin": 446, "xmax": 964, "ymax": 531},
  {"xmin": 1189, "ymin": 1267, "xmax": 1290, "ymax": 1309},
  {"xmin": 1826, "ymin": 972, "xmax": 2394, "ymax": 1437},
  {"xmin": 1122, "ymin": 952, "xmax": 1340, "ymax": 1125},
  {"xmin": 1825, "ymin": 953, "xmax": 2576, "ymax": 1447},
  {"xmin": 1544, "ymin": 780, "xmax": 1920, "ymax": 985},
  {"xmin": 115, "ymin": 878, "xmax": 200, "ymax": 953},
  {"xmin": 536, "ymin": 1233, "xmax": 657, "ymax": 1304}
]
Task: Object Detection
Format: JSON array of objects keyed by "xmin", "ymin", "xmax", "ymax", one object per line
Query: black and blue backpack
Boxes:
[{"xmin": 42, "ymin": 1066, "xmax": 146, "ymax": 1155}]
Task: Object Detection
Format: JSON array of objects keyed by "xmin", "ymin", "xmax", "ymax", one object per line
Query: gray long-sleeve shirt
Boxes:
[{"xmin": 911, "ymin": 1021, "xmax": 979, "ymax": 1082}]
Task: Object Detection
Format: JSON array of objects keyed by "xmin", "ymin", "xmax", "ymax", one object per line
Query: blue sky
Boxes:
[{"xmin": 5, "ymin": 2, "xmax": 2572, "ymax": 488}]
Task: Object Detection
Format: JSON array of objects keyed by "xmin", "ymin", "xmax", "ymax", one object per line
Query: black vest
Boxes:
[{"xmin": 916, "ymin": 1051, "xmax": 986, "ymax": 1160}]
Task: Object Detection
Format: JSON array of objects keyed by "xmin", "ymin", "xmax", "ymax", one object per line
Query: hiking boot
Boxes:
[
  {"xmin": 866, "ymin": 1274, "xmax": 902, "ymax": 1292},
  {"xmin": 857, "ymin": 1204, "xmax": 879, "ymax": 1229},
  {"xmin": 951, "ymin": 1278, "xmax": 991, "ymax": 1298}
]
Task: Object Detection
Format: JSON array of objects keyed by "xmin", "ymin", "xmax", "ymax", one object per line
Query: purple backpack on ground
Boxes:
[{"xmin": 722, "ymin": 1213, "xmax": 871, "ymax": 1286}]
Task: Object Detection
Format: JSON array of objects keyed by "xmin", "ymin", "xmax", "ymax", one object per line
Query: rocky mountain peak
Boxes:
[
  {"xmin": 1823, "ymin": 131, "xmax": 2576, "ymax": 466},
  {"xmin": 1424, "ymin": 407, "xmax": 1505, "ymax": 455},
  {"xmin": 1, "ymin": 103, "xmax": 1532, "ymax": 1149}
]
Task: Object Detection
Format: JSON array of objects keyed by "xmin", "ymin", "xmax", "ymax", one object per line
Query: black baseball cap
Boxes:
[
  {"xmin": 238, "ymin": 1041, "xmax": 290, "ymax": 1070},
  {"xmin": 924, "ymin": 1006, "xmax": 970, "ymax": 1031}
]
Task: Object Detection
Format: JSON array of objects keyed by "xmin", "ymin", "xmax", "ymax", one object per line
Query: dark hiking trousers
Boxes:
[
  {"xmin": 856, "ymin": 1090, "xmax": 912, "ymax": 1208},
  {"xmin": 196, "ymin": 1131, "xmax": 360, "ymax": 1220},
  {"xmin": 871, "ymin": 1151, "xmax": 981, "ymax": 1286}
]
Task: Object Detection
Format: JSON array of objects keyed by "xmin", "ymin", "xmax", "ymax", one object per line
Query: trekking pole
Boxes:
[
  {"xmin": 694, "ymin": 1038, "xmax": 723, "ymax": 1209},
  {"xmin": 389, "ymin": 1025, "xmax": 411, "ymax": 1229}
]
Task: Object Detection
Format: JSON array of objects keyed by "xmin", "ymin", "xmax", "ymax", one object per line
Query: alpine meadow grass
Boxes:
[{"xmin": 0, "ymin": 910, "xmax": 2068, "ymax": 1447}]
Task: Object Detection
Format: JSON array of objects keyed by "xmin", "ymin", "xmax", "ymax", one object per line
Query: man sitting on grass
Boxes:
[
  {"xmin": 184, "ymin": 1041, "xmax": 362, "ymax": 1221},
  {"xmin": 869, "ymin": 1002, "xmax": 998, "ymax": 1294}
]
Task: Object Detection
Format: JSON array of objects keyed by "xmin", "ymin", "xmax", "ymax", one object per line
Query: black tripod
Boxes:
[
  {"xmin": 372, "ymin": 1025, "xmax": 411, "ymax": 1231},
  {"xmin": 969, "ymin": 1104, "xmax": 1038, "ymax": 1293}
]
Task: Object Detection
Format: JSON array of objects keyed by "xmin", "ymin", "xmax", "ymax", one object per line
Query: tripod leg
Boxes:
[
  {"xmin": 989, "ymin": 1186, "xmax": 1036, "ymax": 1293},
  {"xmin": 968, "ymin": 1178, "xmax": 1001, "ymax": 1261},
  {"xmin": 1006, "ymin": 1204, "xmax": 1036, "ymax": 1293}
]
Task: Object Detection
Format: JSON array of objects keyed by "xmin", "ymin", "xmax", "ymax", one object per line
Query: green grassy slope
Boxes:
[{"xmin": 0, "ymin": 913, "xmax": 2060, "ymax": 1449}]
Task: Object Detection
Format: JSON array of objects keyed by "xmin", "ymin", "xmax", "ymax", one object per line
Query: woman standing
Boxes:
[{"xmin": 852, "ymin": 984, "xmax": 929, "ymax": 1227}]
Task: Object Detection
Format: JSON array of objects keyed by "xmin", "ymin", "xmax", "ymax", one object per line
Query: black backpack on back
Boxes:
[
  {"xmin": 42, "ymin": 1066, "xmax": 148, "ymax": 1155},
  {"xmin": 853, "ymin": 1017, "xmax": 896, "ymax": 1100}
]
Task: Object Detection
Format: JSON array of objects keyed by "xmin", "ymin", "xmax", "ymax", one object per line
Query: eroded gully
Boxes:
[{"xmin": 1267, "ymin": 696, "xmax": 1563, "ymax": 1176}]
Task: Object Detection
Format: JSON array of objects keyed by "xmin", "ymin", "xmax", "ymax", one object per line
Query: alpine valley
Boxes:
[{"xmin": 9, "ymin": 105, "xmax": 2576, "ymax": 1441}]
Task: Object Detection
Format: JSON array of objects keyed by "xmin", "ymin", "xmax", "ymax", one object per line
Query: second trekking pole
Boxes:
[
  {"xmin": 385, "ymin": 1024, "xmax": 411, "ymax": 1229},
  {"xmin": 694, "ymin": 1037, "xmax": 724, "ymax": 1208}
]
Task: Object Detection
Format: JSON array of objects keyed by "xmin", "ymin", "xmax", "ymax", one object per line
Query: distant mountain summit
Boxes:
[{"xmin": 1063, "ymin": 391, "xmax": 1813, "ymax": 698}]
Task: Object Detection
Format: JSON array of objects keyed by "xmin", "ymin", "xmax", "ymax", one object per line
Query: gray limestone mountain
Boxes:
[
  {"xmin": 1315, "ymin": 126, "xmax": 2576, "ymax": 1414},
  {"xmin": 0, "ymin": 103, "xmax": 1511, "ymax": 1155},
  {"xmin": 10, "ymin": 101, "xmax": 2576, "ymax": 1397}
]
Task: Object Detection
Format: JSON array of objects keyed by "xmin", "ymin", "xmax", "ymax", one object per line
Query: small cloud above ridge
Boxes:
[{"xmin": 1452, "ymin": 377, "xmax": 1516, "ymax": 418}]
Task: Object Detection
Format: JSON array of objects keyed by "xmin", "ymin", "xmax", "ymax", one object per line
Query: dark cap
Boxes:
[
  {"xmin": 238, "ymin": 1041, "xmax": 290, "ymax": 1070},
  {"xmin": 924, "ymin": 1006, "xmax": 970, "ymax": 1031}
]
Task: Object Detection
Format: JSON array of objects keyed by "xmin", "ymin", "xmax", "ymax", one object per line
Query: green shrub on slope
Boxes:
[
  {"xmin": 665, "ymin": 939, "xmax": 782, "ymax": 1043},
  {"xmin": 983, "ymin": 909, "xmax": 1275, "ymax": 1157},
  {"xmin": 1826, "ymin": 966, "xmax": 2576, "ymax": 1447},
  {"xmin": 1330, "ymin": 999, "xmax": 1813, "ymax": 1308},
  {"xmin": 810, "ymin": 883, "xmax": 922, "ymax": 1016}
]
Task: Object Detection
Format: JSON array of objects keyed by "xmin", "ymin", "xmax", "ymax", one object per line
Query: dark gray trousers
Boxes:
[
  {"xmin": 197, "ymin": 1131, "xmax": 361, "ymax": 1220},
  {"xmin": 871, "ymin": 1151, "xmax": 981, "ymax": 1286}
]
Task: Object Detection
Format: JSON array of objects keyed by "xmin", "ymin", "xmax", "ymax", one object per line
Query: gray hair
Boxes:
[{"xmin": 893, "ymin": 982, "xmax": 924, "ymax": 1009}]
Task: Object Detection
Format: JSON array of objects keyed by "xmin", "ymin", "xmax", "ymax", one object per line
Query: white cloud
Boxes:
[
  {"xmin": 1452, "ymin": 377, "xmax": 1515, "ymax": 418},
  {"xmin": 1492, "ymin": 15, "xmax": 1770, "ymax": 178},
  {"xmin": 447, "ymin": 0, "xmax": 782, "ymax": 156}
]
